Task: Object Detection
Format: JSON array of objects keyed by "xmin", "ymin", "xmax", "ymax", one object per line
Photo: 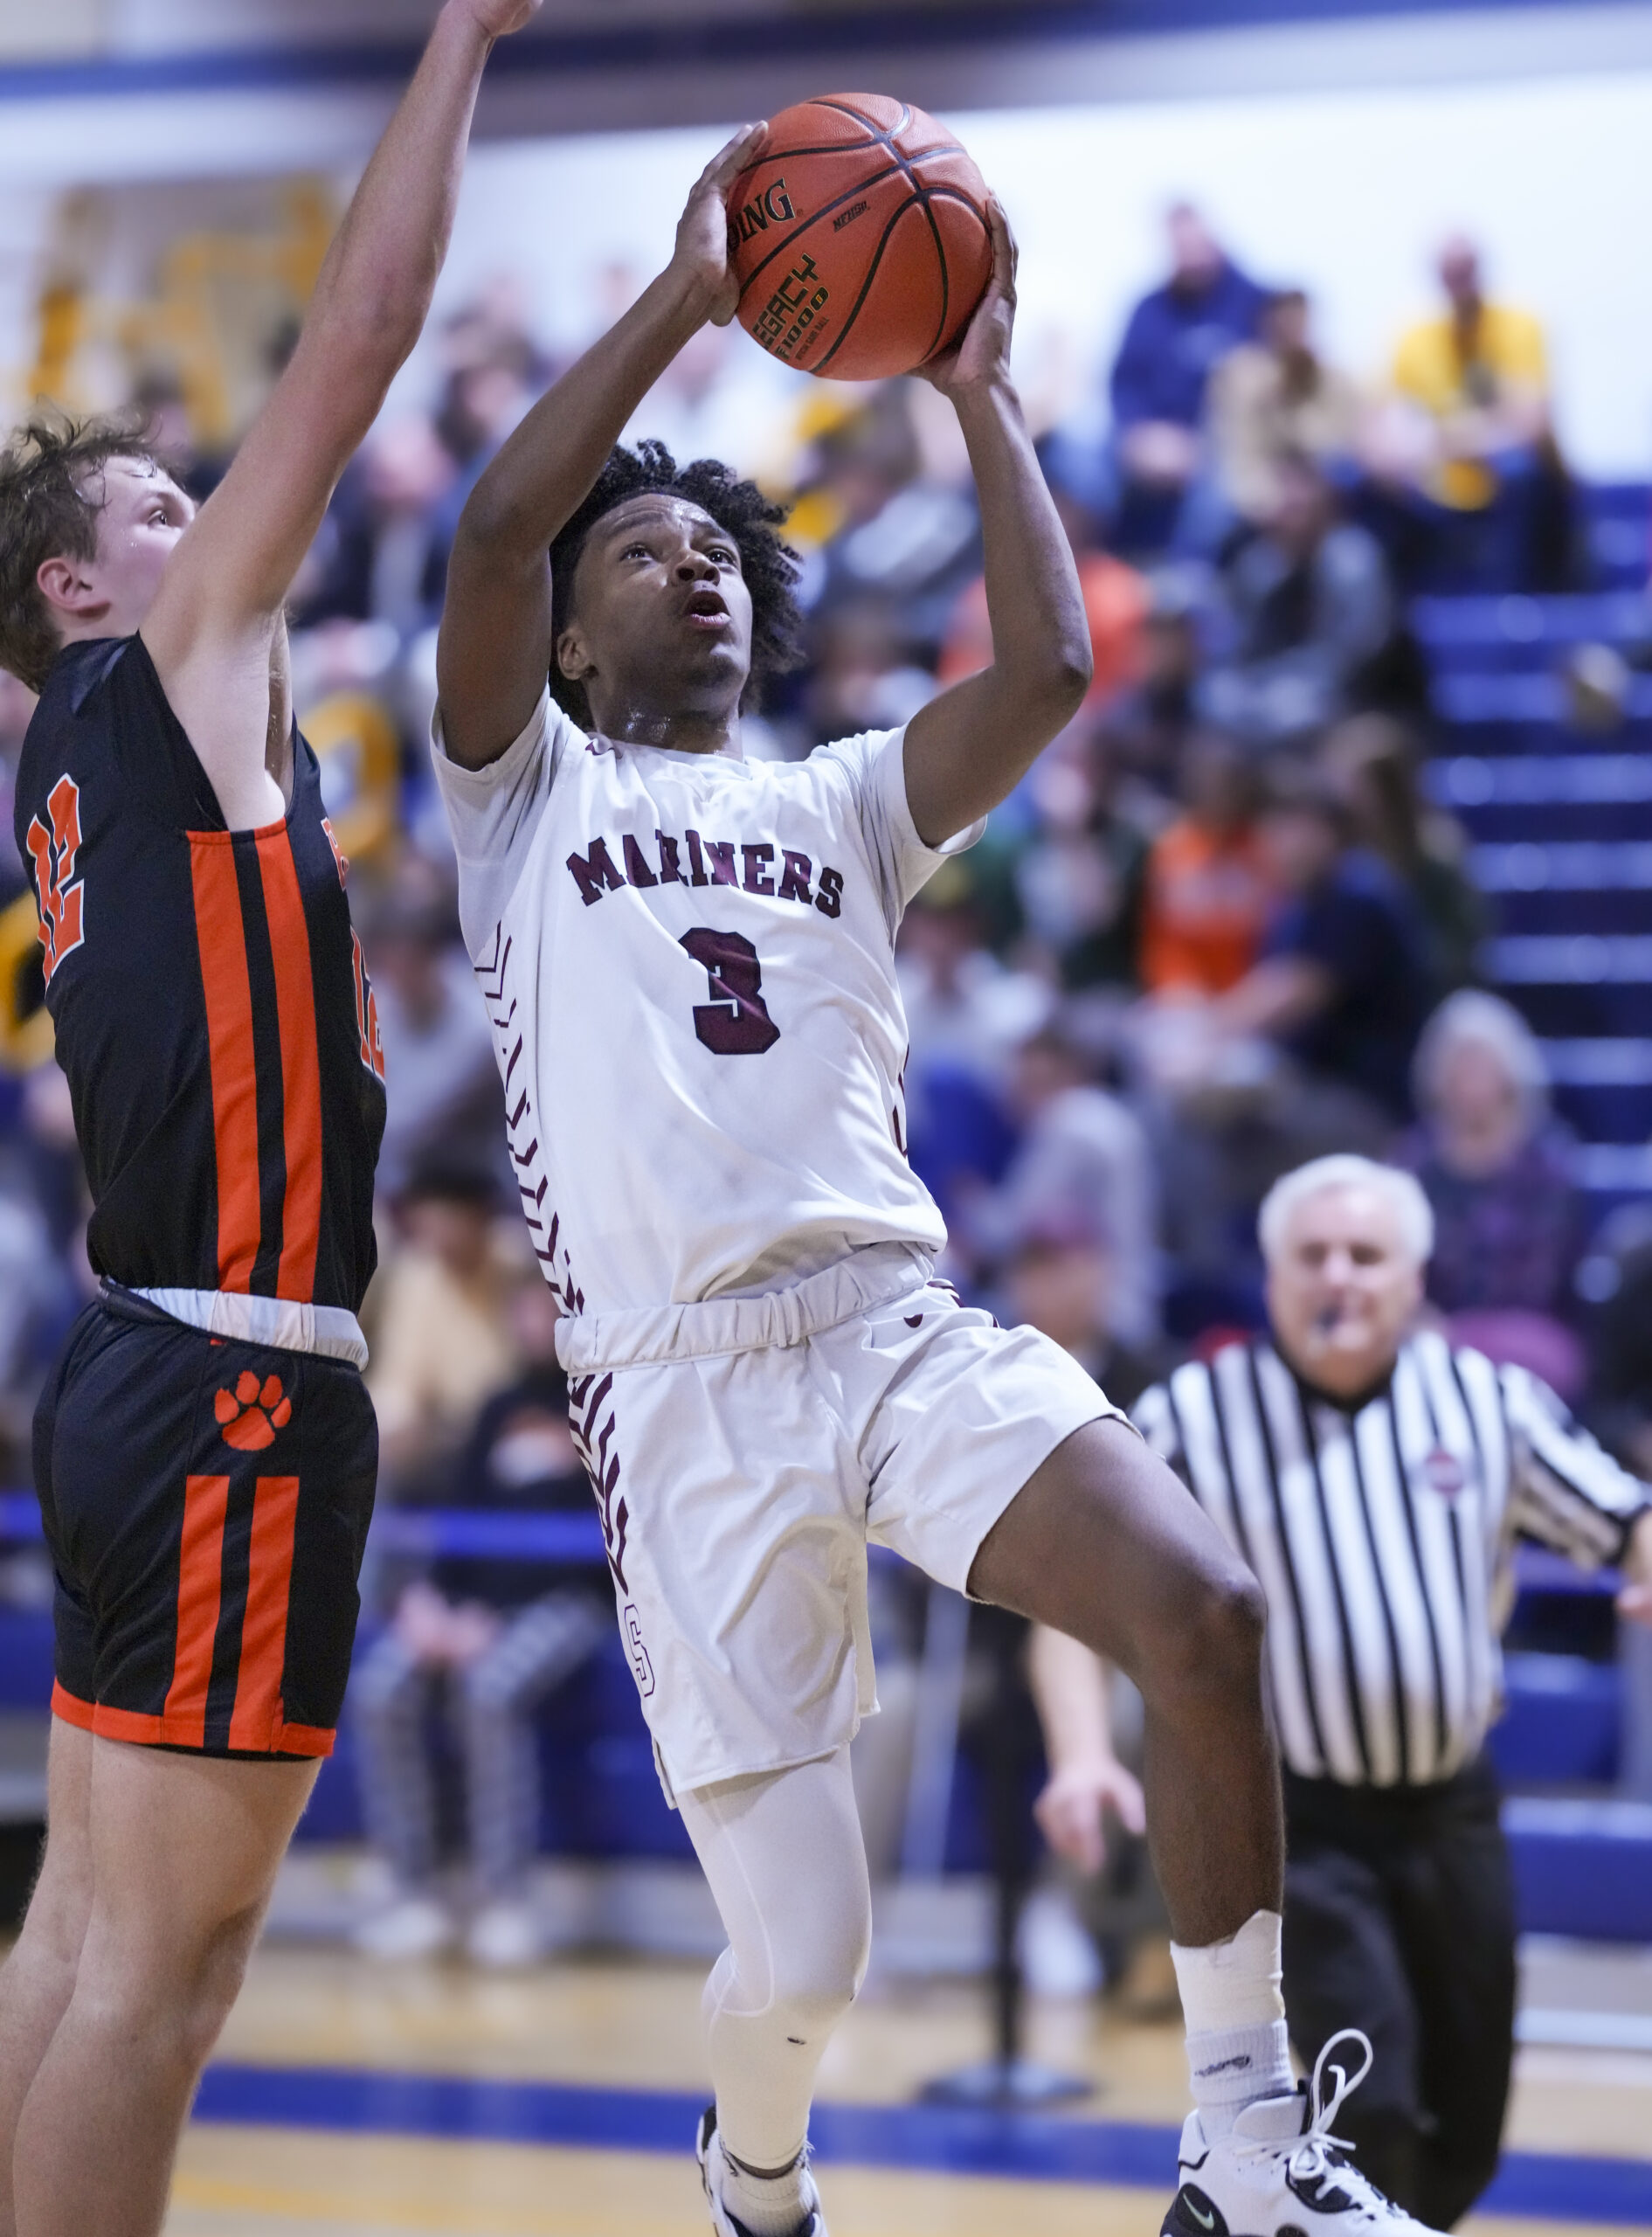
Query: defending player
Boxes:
[
  {"xmin": 0, "ymin": 6, "xmax": 542, "ymax": 2230},
  {"xmin": 434, "ymin": 133, "xmax": 1443, "ymax": 2237}
]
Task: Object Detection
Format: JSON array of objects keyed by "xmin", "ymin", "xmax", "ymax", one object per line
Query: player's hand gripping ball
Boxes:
[{"xmin": 726, "ymin": 93, "xmax": 992, "ymax": 381}]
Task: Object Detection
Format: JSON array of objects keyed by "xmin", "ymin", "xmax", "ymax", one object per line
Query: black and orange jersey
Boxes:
[{"xmin": 14, "ymin": 635, "xmax": 385, "ymax": 1312}]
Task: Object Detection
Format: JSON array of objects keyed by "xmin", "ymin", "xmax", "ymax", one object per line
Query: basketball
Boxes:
[{"xmin": 728, "ymin": 93, "xmax": 993, "ymax": 382}]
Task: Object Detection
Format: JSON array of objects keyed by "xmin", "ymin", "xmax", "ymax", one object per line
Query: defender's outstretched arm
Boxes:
[
  {"xmin": 437, "ymin": 125, "xmax": 764, "ymax": 772},
  {"xmin": 143, "ymin": 0, "xmax": 543, "ymax": 828},
  {"xmin": 902, "ymin": 202, "xmax": 1093, "ymax": 846}
]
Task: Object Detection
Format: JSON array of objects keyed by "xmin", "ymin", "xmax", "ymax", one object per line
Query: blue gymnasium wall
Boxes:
[{"xmin": 0, "ymin": 0, "xmax": 1642, "ymax": 100}]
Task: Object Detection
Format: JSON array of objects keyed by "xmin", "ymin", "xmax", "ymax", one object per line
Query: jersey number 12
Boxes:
[{"xmin": 680, "ymin": 927, "xmax": 779, "ymax": 1056}]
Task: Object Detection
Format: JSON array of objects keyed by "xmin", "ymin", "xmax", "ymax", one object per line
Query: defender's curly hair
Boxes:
[
  {"xmin": 548, "ymin": 439, "xmax": 805, "ymax": 724},
  {"xmin": 0, "ymin": 408, "xmax": 166, "ymax": 693}
]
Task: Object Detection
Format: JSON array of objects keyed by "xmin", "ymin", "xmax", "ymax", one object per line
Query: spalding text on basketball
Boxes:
[{"xmin": 728, "ymin": 179, "xmax": 798, "ymax": 249}]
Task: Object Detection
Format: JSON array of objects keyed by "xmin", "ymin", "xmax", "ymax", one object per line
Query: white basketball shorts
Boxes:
[{"xmin": 556, "ymin": 1243, "xmax": 1126, "ymax": 1800}]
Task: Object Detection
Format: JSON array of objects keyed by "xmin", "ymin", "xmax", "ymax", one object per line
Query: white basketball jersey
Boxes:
[{"xmin": 432, "ymin": 696, "xmax": 979, "ymax": 1319}]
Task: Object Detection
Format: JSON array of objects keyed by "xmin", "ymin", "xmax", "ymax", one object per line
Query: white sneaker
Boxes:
[
  {"xmin": 467, "ymin": 1898, "xmax": 545, "ymax": 1970},
  {"xmin": 695, "ymin": 2108, "xmax": 826, "ymax": 2237},
  {"xmin": 352, "ymin": 1894, "xmax": 457, "ymax": 1963},
  {"xmin": 1162, "ymin": 2032, "xmax": 1442, "ymax": 2235}
]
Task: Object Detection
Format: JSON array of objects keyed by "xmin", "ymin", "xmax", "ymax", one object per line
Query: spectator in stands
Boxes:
[
  {"xmin": 295, "ymin": 412, "xmax": 457, "ymax": 640},
  {"xmin": 1586, "ymin": 1206, "xmax": 1652, "ymax": 1480},
  {"xmin": 1135, "ymin": 760, "xmax": 1428, "ymax": 1271},
  {"xmin": 809, "ymin": 385, "xmax": 980, "ymax": 653},
  {"xmin": 1200, "ymin": 449, "xmax": 1393, "ymax": 745},
  {"xmin": 367, "ymin": 1153, "xmax": 523, "ymax": 1498},
  {"xmin": 896, "ymin": 870, "xmax": 1046, "ymax": 1230},
  {"xmin": 1323, "ymin": 715, "xmax": 1485, "ymax": 997},
  {"xmin": 1208, "ymin": 287, "xmax": 1366, "ymax": 532},
  {"xmin": 802, "ymin": 599, "xmax": 937, "ymax": 751},
  {"xmin": 0, "ymin": 667, "xmax": 34, "ymax": 898},
  {"xmin": 1097, "ymin": 575, "xmax": 1204, "ymax": 800},
  {"xmin": 1105, "ymin": 203, "xmax": 1269, "ymax": 557},
  {"xmin": 1005, "ymin": 1200, "xmax": 1165, "ymax": 1413},
  {"xmin": 1399, "ymin": 990, "xmax": 1586, "ymax": 1397},
  {"xmin": 1235, "ymin": 758, "xmax": 1428, "ymax": 1125},
  {"xmin": 1375, "ymin": 235, "xmax": 1566, "ymax": 592},
  {"xmin": 1139, "ymin": 731, "xmax": 1274, "ymax": 999},
  {"xmin": 0, "ymin": 1179, "xmax": 73, "ymax": 1484},
  {"xmin": 897, "ymin": 861, "xmax": 1050, "ymax": 1094},
  {"xmin": 354, "ymin": 1277, "xmax": 610, "ymax": 1967},
  {"xmin": 964, "ymin": 1019, "xmax": 1159, "ymax": 1350},
  {"xmin": 1010, "ymin": 725, "xmax": 1151, "ymax": 998},
  {"xmin": 434, "ymin": 301, "xmax": 541, "ymax": 478},
  {"xmin": 366, "ymin": 862, "xmax": 505, "ymax": 1201},
  {"xmin": 937, "ymin": 487, "xmax": 1147, "ymax": 717}
]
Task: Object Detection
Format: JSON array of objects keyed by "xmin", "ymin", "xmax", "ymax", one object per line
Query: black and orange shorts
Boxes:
[{"xmin": 32, "ymin": 1287, "xmax": 376, "ymax": 1757}]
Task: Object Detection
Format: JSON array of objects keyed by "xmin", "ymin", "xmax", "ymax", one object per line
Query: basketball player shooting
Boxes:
[
  {"xmin": 434, "ymin": 128, "xmax": 1442, "ymax": 2237},
  {"xmin": 0, "ymin": 6, "xmax": 542, "ymax": 2232}
]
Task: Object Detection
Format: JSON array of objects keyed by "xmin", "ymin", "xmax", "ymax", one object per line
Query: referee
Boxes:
[{"xmin": 1032, "ymin": 1153, "xmax": 1652, "ymax": 2228}]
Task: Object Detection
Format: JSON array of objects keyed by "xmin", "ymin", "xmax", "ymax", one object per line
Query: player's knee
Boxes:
[
  {"xmin": 170, "ymin": 1903, "xmax": 266, "ymax": 2069},
  {"xmin": 767, "ymin": 1904, "xmax": 870, "ymax": 2041},
  {"xmin": 770, "ymin": 1948, "xmax": 862, "ymax": 2043},
  {"xmin": 1151, "ymin": 1555, "xmax": 1267, "ymax": 1700}
]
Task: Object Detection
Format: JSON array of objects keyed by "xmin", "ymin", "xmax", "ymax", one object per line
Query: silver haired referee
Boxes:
[{"xmin": 1031, "ymin": 1153, "xmax": 1652, "ymax": 2229}]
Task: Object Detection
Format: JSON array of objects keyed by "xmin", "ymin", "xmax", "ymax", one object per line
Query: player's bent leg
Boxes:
[
  {"xmin": 0, "ymin": 1720, "xmax": 93, "ymax": 2236},
  {"xmin": 966, "ymin": 1415, "xmax": 1281, "ymax": 1946},
  {"xmin": 969, "ymin": 1418, "xmax": 1446, "ymax": 2234},
  {"xmin": 678, "ymin": 1747, "xmax": 870, "ymax": 2237},
  {"xmin": 12, "ymin": 1738, "xmax": 317, "ymax": 2237}
]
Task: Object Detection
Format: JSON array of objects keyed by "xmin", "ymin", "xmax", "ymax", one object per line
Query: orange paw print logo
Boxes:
[{"xmin": 215, "ymin": 1371, "xmax": 293, "ymax": 1451}]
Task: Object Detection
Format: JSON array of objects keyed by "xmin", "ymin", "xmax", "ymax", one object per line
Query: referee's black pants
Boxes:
[{"xmin": 1282, "ymin": 1754, "xmax": 1517, "ymax": 2229}]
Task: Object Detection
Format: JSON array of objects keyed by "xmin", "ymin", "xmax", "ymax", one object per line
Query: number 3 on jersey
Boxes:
[{"xmin": 680, "ymin": 927, "xmax": 779, "ymax": 1056}]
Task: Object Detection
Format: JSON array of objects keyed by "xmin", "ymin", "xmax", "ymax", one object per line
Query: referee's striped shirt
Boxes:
[{"xmin": 1133, "ymin": 1331, "xmax": 1650, "ymax": 1789}]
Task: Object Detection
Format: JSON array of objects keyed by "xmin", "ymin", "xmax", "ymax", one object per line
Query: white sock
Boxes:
[
  {"xmin": 718, "ymin": 2133, "xmax": 811, "ymax": 2236},
  {"xmin": 1170, "ymin": 1908, "xmax": 1296, "ymax": 2137}
]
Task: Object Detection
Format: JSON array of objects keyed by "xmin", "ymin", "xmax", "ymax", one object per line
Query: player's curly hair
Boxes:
[
  {"xmin": 548, "ymin": 439, "xmax": 805, "ymax": 724},
  {"xmin": 0, "ymin": 407, "xmax": 167, "ymax": 693}
]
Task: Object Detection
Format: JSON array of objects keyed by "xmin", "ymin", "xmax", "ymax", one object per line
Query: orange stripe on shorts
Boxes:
[
  {"xmin": 163, "ymin": 1472, "xmax": 230, "ymax": 1749},
  {"xmin": 229, "ymin": 1474, "xmax": 299, "ymax": 1752}
]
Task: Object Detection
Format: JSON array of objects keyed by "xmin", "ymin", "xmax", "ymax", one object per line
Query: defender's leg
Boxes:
[
  {"xmin": 12, "ymin": 1739, "xmax": 315, "ymax": 2237},
  {"xmin": 0, "ymin": 1721, "xmax": 93, "ymax": 2235}
]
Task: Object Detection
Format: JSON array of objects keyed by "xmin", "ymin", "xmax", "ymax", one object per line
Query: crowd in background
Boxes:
[{"xmin": 2, "ymin": 194, "xmax": 1649, "ymax": 1962}]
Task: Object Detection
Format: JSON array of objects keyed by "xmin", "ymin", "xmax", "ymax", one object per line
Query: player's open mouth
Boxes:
[{"xmin": 682, "ymin": 592, "xmax": 731, "ymax": 630}]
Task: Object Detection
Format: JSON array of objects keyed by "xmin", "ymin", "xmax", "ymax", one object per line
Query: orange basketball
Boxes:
[{"xmin": 728, "ymin": 93, "xmax": 992, "ymax": 382}]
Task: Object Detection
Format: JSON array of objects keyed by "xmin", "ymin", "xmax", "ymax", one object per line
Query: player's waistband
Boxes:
[
  {"xmin": 555, "ymin": 1243, "xmax": 935, "ymax": 1374},
  {"xmin": 110, "ymin": 1283, "xmax": 370, "ymax": 1370}
]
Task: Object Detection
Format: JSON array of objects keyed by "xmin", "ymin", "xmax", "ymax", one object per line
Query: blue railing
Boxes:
[
  {"xmin": 0, "ymin": 1488, "xmax": 607, "ymax": 1564},
  {"xmin": 0, "ymin": 1489, "xmax": 1623, "ymax": 1589}
]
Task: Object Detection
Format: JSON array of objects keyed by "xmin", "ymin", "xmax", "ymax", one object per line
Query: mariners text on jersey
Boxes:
[{"xmin": 432, "ymin": 695, "xmax": 982, "ymax": 1321}]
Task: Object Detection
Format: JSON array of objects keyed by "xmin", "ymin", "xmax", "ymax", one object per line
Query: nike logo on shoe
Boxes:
[{"xmin": 1161, "ymin": 2184, "xmax": 1229, "ymax": 2237}]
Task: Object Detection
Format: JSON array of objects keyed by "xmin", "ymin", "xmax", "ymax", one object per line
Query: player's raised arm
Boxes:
[
  {"xmin": 902, "ymin": 200, "xmax": 1093, "ymax": 846},
  {"xmin": 436, "ymin": 124, "xmax": 766, "ymax": 771},
  {"xmin": 142, "ymin": 0, "xmax": 543, "ymax": 828}
]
